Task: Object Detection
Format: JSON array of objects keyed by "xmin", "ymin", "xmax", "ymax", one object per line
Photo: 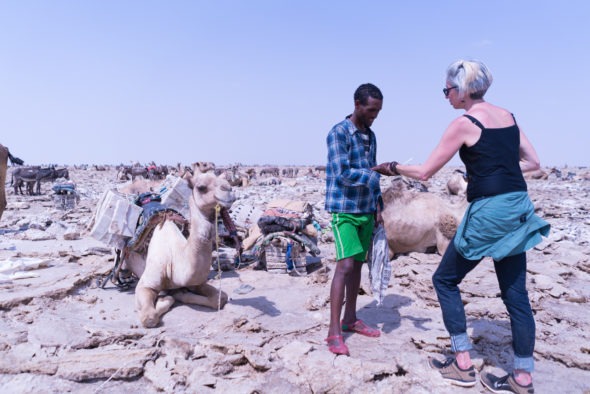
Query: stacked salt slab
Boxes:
[
  {"xmin": 89, "ymin": 177, "xmax": 192, "ymax": 250},
  {"xmin": 88, "ymin": 189, "xmax": 142, "ymax": 249}
]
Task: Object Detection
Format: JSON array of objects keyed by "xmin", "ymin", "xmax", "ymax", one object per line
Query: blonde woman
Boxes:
[{"xmin": 373, "ymin": 59, "xmax": 549, "ymax": 393}]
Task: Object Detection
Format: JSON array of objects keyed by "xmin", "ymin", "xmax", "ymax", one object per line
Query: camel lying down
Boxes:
[{"xmin": 123, "ymin": 172, "xmax": 235, "ymax": 328}]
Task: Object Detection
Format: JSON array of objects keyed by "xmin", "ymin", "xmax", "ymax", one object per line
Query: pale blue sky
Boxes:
[{"xmin": 1, "ymin": 1, "xmax": 588, "ymax": 167}]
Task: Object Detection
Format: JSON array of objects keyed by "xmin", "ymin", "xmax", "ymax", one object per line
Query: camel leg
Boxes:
[
  {"xmin": 172, "ymin": 284, "xmax": 228, "ymax": 310},
  {"xmin": 135, "ymin": 285, "xmax": 175, "ymax": 328},
  {"xmin": 154, "ymin": 295, "xmax": 176, "ymax": 320},
  {"xmin": 436, "ymin": 233, "xmax": 452, "ymax": 256}
]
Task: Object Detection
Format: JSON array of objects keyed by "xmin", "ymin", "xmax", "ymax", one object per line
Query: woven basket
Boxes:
[
  {"xmin": 53, "ymin": 193, "xmax": 77, "ymax": 210},
  {"xmin": 262, "ymin": 238, "xmax": 306, "ymax": 274}
]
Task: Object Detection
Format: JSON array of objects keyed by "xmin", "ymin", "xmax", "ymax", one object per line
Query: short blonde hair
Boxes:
[{"xmin": 446, "ymin": 59, "xmax": 493, "ymax": 99}]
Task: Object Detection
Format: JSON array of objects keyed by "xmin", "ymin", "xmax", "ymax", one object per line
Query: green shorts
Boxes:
[{"xmin": 331, "ymin": 213, "xmax": 375, "ymax": 262}]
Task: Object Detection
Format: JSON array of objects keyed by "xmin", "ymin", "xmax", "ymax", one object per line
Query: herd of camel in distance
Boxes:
[
  {"xmin": 8, "ymin": 160, "xmax": 328, "ymax": 196},
  {"xmin": 0, "ymin": 140, "xmax": 581, "ymax": 217}
]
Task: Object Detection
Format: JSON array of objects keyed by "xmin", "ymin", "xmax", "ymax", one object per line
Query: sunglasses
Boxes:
[{"xmin": 443, "ymin": 86, "xmax": 458, "ymax": 97}]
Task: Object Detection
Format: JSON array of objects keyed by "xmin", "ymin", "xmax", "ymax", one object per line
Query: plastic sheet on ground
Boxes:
[{"xmin": 0, "ymin": 257, "xmax": 53, "ymax": 283}]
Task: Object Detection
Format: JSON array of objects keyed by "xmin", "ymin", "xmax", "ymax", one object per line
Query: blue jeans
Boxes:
[{"xmin": 432, "ymin": 238, "xmax": 536, "ymax": 373}]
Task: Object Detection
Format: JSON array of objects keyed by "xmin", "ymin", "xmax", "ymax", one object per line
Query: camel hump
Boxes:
[
  {"xmin": 438, "ymin": 214, "xmax": 458, "ymax": 239},
  {"xmin": 126, "ymin": 203, "xmax": 188, "ymax": 254}
]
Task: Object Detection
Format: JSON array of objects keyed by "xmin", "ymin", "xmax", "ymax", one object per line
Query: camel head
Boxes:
[
  {"xmin": 187, "ymin": 172, "xmax": 235, "ymax": 215},
  {"xmin": 191, "ymin": 161, "xmax": 216, "ymax": 175},
  {"xmin": 382, "ymin": 176, "xmax": 431, "ymax": 206},
  {"xmin": 382, "ymin": 178, "xmax": 405, "ymax": 205}
]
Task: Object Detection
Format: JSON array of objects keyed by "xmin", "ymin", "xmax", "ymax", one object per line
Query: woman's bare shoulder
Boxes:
[{"xmin": 467, "ymin": 103, "xmax": 514, "ymax": 128}]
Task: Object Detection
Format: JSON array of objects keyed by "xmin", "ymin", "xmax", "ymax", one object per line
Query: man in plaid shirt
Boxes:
[{"xmin": 324, "ymin": 83, "xmax": 384, "ymax": 356}]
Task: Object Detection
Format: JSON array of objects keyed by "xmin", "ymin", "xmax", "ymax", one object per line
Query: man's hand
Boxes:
[{"xmin": 371, "ymin": 162, "xmax": 398, "ymax": 176}]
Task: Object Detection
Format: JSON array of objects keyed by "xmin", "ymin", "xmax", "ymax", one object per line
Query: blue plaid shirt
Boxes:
[{"xmin": 325, "ymin": 117, "xmax": 382, "ymax": 214}]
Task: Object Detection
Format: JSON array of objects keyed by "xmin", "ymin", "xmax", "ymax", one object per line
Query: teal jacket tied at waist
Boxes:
[{"xmin": 454, "ymin": 191, "xmax": 551, "ymax": 261}]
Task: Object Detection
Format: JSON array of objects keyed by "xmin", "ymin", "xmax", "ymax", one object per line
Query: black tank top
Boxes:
[{"xmin": 459, "ymin": 114, "xmax": 527, "ymax": 202}]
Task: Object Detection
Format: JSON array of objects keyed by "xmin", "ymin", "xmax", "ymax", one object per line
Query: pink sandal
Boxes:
[
  {"xmin": 341, "ymin": 319, "xmax": 381, "ymax": 337},
  {"xmin": 325, "ymin": 335, "xmax": 350, "ymax": 356}
]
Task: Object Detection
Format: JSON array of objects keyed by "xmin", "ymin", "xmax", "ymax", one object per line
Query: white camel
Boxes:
[
  {"xmin": 381, "ymin": 177, "xmax": 467, "ymax": 257},
  {"xmin": 447, "ymin": 169, "xmax": 468, "ymax": 196},
  {"xmin": 123, "ymin": 172, "xmax": 235, "ymax": 328},
  {"xmin": 192, "ymin": 161, "xmax": 216, "ymax": 175}
]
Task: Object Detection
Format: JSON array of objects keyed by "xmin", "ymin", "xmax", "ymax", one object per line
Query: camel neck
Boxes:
[{"xmin": 188, "ymin": 197, "xmax": 215, "ymax": 242}]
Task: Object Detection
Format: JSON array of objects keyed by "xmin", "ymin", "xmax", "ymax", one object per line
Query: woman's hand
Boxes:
[{"xmin": 371, "ymin": 162, "xmax": 399, "ymax": 176}]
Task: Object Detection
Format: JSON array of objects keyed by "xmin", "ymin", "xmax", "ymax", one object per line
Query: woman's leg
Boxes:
[
  {"xmin": 494, "ymin": 252, "xmax": 535, "ymax": 385},
  {"xmin": 432, "ymin": 238, "xmax": 481, "ymax": 366}
]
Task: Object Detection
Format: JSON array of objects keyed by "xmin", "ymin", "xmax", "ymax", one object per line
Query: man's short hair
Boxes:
[{"xmin": 354, "ymin": 83, "xmax": 383, "ymax": 105}]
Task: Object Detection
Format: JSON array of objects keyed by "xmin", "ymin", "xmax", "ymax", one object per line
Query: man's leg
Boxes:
[
  {"xmin": 342, "ymin": 259, "xmax": 363, "ymax": 324},
  {"xmin": 328, "ymin": 257, "xmax": 356, "ymax": 337},
  {"xmin": 341, "ymin": 211, "xmax": 374, "ymax": 324}
]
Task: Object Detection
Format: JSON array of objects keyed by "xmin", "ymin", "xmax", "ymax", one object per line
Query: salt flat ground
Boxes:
[{"xmin": 0, "ymin": 166, "xmax": 589, "ymax": 393}]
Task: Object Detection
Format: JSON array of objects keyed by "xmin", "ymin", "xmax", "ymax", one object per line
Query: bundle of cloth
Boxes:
[
  {"xmin": 257, "ymin": 207, "xmax": 311, "ymax": 234},
  {"xmin": 242, "ymin": 199, "xmax": 319, "ymax": 251}
]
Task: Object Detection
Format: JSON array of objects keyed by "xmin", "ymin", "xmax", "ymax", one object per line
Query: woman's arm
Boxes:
[
  {"xmin": 374, "ymin": 117, "xmax": 470, "ymax": 181},
  {"xmin": 518, "ymin": 128, "xmax": 541, "ymax": 172}
]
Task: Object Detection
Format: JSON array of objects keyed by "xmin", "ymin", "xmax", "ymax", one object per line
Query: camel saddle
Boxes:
[
  {"xmin": 125, "ymin": 198, "xmax": 189, "ymax": 255},
  {"xmin": 101, "ymin": 200, "xmax": 188, "ymax": 289}
]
